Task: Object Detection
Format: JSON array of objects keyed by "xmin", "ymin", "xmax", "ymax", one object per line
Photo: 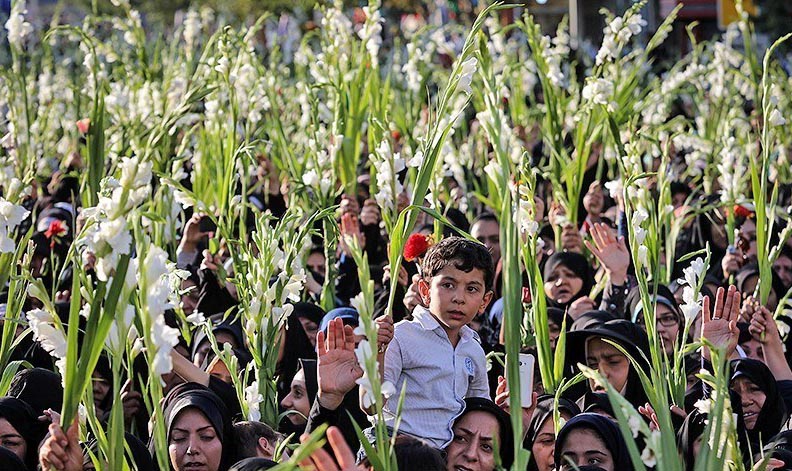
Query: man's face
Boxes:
[
  {"xmin": 471, "ymin": 220, "xmax": 500, "ymax": 264},
  {"xmin": 446, "ymin": 411, "xmax": 500, "ymax": 471},
  {"xmin": 774, "ymin": 255, "xmax": 792, "ymax": 289},
  {"xmin": 418, "ymin": 264, "xmax": 493, "ymax": 338}
]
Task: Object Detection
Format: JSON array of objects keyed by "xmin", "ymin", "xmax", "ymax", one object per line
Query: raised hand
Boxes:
[
  {"xmin": 494, "ymin": 375, "xmax": 538, "ymax": 437},
  {"xmin": 374, "ymin": 315, "xmax": 394, "ymax": 354},
  {"xmin": 701, "ymin": 285, "xmax": 741, "ymax": 360},
  {"xmin": 299, "ymin": 426, "xmax": 358, "ymax": 471},
  {"xmin": 39, "ymin": 419, "xmax": 83, "ymax": 471},
  {"xmin": 584, "ymin": 222, "xmax": 629, "ymax": 286},
  {"xmin": 316, "ymin": 318, "xmax": 363, "ymax": 410},
  {"xmin": 338, "ymin": 213, "xmax": 365, "ymax": 256},
  {"xmin": 560, "ymin": 224, "xmax": 584, "ymax": 254},
  {"xmin": 179, "ymin": 213, "xmax": 213, "ymax": 253}
]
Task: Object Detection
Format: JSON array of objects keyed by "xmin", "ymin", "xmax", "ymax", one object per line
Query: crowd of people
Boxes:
[{"xmin": 2, "ymin": 145, "xmax": 791, "ymax": 471}]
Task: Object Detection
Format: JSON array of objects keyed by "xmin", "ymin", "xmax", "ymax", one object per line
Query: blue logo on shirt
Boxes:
[{"xmin": 464, "ymin": 357, "xmax": 474, "ymax": 376}]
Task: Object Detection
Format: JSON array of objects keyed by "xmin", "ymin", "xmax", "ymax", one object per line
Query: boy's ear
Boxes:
[
  {"xmin": 258, "ymin": 436, "xmax": 274, "ymax": 456},
  {"xmin": 479, "ymin": 290, "xmax": 494, "ymax": 314},
  {"xmin": 418, "ymin": 277, "xmax": 430, "ymax": 302}
]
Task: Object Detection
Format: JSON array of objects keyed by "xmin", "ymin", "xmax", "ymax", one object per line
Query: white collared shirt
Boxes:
[{"xmin": 382, "ymin": 305, "xmax": 490, "ymax": 448}]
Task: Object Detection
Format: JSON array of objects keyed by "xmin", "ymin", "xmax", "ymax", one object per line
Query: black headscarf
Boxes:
[
  {"xmin": 570, "ymin": 310, "xmax": 617, "ymax": 332},
  {"xmin": 277, "ymin": 312, "xmax": 317, "ymax": 402},
  {"xmin": 542, "ymin": 252, "xmax": 595, "ymax": 310},
  {"xmin": 299, "ymin": 358, "xmax": 319, "ymax": 407},
  {"xmin": 229, "ymin": 457, "xmax": 278, "ymax": 470},
  {"xmin": 547, "ymin": 307, "xmax": 570, "ymax": 332},
  {"xmin": 190, "ymin": 318, "xmax": 246, "ymax": 365},
  {"xmin": 565, "ymin": 320, "xmax": 651, "ymax": 409},
  {"xmin": 526, "ymin": 395, "xmax": 581, "ymax": 471},
  {"xmin": 677, "ymin": 409, "xmax": 707, "ymax": 471},
  {"xmin": 7, "ymin": 367, "xmax": 64, "ymax": 415},
  {"xmin": 461, "ymin": 397, "xmax": 514, "ymax": 468},
  {"xmin": 160, "ymin": 382, "xmax": 235, "ymax": 471},
  {"xmin": 580, "ymin": 391, "xmax": 615, "ymax": 418},
  {"xmin": 0, "ymin": 397, "xmax": 47, "ymax": 469},
  {"xmin": 731, "ymin": 358, "xmax": 789, "ymax": 447},
  {"xmin": 0, "ymin": 446, "xmax": 27, "ymax": 471},
  {"xmin": 554, "ymin": 413, "xmax": 634, "ymax": 471},
  {"xmin": 625, "ymin": 284, "xmax": 681, "ymax": 324},
  {"xmin": 735, "ymin": 263, "xmax": 786, "ymax": 308},
  {"xmin": 293, "ymin": 302, "xmax": 325, "ymax": 326}
]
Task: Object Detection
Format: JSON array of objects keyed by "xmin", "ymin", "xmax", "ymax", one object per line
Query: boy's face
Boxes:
[{"xmin": 418, "ymin": 263, "xmax": 493, "ymax": 335}]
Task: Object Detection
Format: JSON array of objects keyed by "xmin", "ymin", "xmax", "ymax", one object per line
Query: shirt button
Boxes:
[{"xmin": 609, "ymin": 304, "xmax": 616, "ymax": 310}]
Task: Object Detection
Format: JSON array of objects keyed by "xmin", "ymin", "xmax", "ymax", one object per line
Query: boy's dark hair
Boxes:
[
  {"xmin": 233, "ymin": 421, "xmax": 282, "ymax": 459},
  {"xmin": 421, "ymin": 236, "xmax": 494, "ymax": 290}
]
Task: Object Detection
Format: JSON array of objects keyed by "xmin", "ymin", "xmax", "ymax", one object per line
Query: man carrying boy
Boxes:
[{"xmin": 382, "ymin": 236, "xmax": 494, "ymax": 448}]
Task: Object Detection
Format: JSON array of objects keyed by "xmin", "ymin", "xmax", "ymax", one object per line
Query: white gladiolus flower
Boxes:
[
  {"xmin": 4, "ymin": 1, "xmax": 33, "ymax": 48},
  {"xmin": 349, "ymin": 292, "xmax": 366, "ymax": 315},
  {"xmin": 0, "ymin": 197, "xmax": 30, "ymax": 253},
  {"xmin": 637, "ymin": 245, "xmax": 649, "ymax": 268},
  {"xmin": 456, "ymin": 58, "xmax": 477, "ymax": 95},
  {"xmin": 151, "ymin": 318, "xmax": 180, "ymax": 379},
  {"xmin": 627, "ymin": 413, "xmax": 641, "ymax": 438},
  {"xmin": 27, "ymin": 309, "xmax": 67, "ymax": 359},
  {"xmin": 244, "ymin": 382, "xmax": 264, "ymax": 422},
  {"xmin": 582, "ymin": 78, "xmax": 615, "ymax": 107},
  {"xmin": 641, "ymin": 431, "xmax": 660, "ymax": 467},
  {"xmin": 769, "ymin": 109, "xmax": 787, "ymax": 127},
  {"xmin": 407, "ymin": 150, "xmax": 424, "ymax": 168},
  {"xmin": 186, "ymin": 312, "xmax": 206, "ymax": 325},
  {"xmin": 302, "ymin": 169, "xmax": 319, "ymax": 187}
]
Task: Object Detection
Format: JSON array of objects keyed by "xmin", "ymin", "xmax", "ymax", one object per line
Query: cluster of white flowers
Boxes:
[
  {"xmin": 0, "ymin": 197, "xmax": 30, "ymax": 253},
  {"xmin": 582, "ymin": 77, "xmax": 615, "ymax": 108},
  {"xmin": 369, "ymin": 139, "xmax": 405, "ymax": 218},
  {"xmin": 717, "ymin": 136, "xmax": 747, "ymax": 204},
  {"xmin": 768, "ymin": 85, "xmax": 787, "ymax": 127},
  {"xmin": 302, "ymin": 129, "xmax": 343, "ymax": 198},
  {"xmin": 141, "ymin": 247, "xmax": 181, "ymax": 379},
  {"xmin": 540, "ymin": 35, "xmax": 565, "ymax": 88},
  {"xmin": 244, "ymin": 380, "xmax": 264, "ymax": 422},
  {"xmin": 26, "ymin": 308, "xmax": 67, "ymax": 375},
  {"xmin": 354, "ymin": 332, "xmax": 396, "ymax": 409},
  {"xmin": 679, "ymin": 257, "xmax": 707, "ymax": 324},
  {"xmin": 81, "ymin": 156, "xmax": 151, "ymax": 281},
  {"xmin": 182, "ymin": 9, "xmax": 203, "ymax": 50},
  {"xmin": 515, "ymin": 182, "xmax": 539, "ymax": 236},
  {"xmin": 631, "ymin": 206, "xmax": 650, "ymax": 269},
  {"xmin": 357, "ymin": 2, "xmax": 383, "ymax": 66},
  {"xmin": 4, "ymin": 0, "xmax": 33, "ymax": 48},
  {"xmin": 456, "ymin": 57, "xmax": 478, "ymax": 96},
  {"xmin": 596, "ymin": 12, "xmax": 646, "ymax": 65}
]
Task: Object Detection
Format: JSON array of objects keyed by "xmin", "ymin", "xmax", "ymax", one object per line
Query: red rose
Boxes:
[
  {"xmin": 391, "ymin": 130, "xmax": 401, "ymax": 141},
  {"xmin": 76, "ymin": 118, "xmax": 90, "ymax": 134},
  {"xmin": 404, "ymin": 234, "xmax": 433, "ymax": 262},
  {"xmin": 733, "ymin": 205, "xmax": 753, "ymax": 219}
]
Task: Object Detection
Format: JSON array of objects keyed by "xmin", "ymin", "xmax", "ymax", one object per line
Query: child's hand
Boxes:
[{"xmin": 375, "ymin": 316, "xmax": 394, "ymax": 354}]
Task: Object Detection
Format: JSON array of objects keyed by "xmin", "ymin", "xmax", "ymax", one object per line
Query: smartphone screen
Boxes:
[{"xmin": 518, "ymin": 353, "xmax": 535, "ymax": 408}]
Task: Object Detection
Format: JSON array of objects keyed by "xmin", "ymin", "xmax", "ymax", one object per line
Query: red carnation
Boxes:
[
  {"xmin": 404, "ymin": 233, "xmax": 433, "ymax": 262},
  {"xmin": 45, "ymin": 219, "xmax": 68, "ymax": 249},
  {"xmin": 76, "ymin": 118, "xmax": 90, "ymax": 134},
  {"xmin": 733, "ymin": 205, "xmax": 753, "ymax": 219}
]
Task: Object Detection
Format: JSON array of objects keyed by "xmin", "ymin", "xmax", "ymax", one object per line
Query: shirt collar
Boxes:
[{"xmin": 413, "ymin": 306, "xmax": 474, "ymax": 341}]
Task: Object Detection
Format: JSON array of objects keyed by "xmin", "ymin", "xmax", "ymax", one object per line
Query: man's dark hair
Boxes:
[
  {"xmin": 471, "ymin": 212, "xmax": 499, "ymax": 226},
  {"xmin": 421, "ymin": 236, "xmax": 494, "ymax": 290},
  {"xmin": 233, "ymin": 421, "xmax": 282, "ymax": 459}
]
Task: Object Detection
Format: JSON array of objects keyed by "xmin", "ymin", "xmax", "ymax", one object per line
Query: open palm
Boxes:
[
  {"xmin": 585, "ymin": 222, "xmax": 629, "ymax": 283},
  {"xmin": 701, "ymin": 285, "xmax": 741, "ymax": 359},
  {"xmin": 317, "ymin": 318, "xmax": 363, "ymax": 401}
]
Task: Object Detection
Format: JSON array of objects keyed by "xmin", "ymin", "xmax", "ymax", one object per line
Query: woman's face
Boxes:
[
  {"xmin": 558, "ymin": 427, "xmax": 614, "ymax": 471},
  {"xmin": 532, "ymin": 412, "xmax": 572, "ymax": 471},
  {"xmin": 732, "ymin": 376, "xmax": 767, "ymax": 430},
  {"xmin": 654, "ymin": 304, "xmax": 679, "ymax": 355},
  {"xmin": 181, "ymin": 279, "xmax": 200, "ymax": 316},
  {"xmin": 92, "ymin": 374, "xmax": 111, "ymax": 410},
  {"xmin": 168, "ymin": 408, "xmax": 223, "ymax": 471},
  {"xmin": 586, "ymin": 338, "xmax": 630, "ymax": 393},
  {"xmin": 548, "ymin": 320, "xmax": 561, "ymax": 349},
  {"xmin": 298, "ymin": 318, "xmax": 319, "ymax": 348},
  {"xmin": 193, "ymin": 332, "xmax": 238, "ymax": 368},
  {"xmin": 544, "ymin": 265, "xmax": 584, "ymax": 304},
  {"xmin": 445, "ymin": 410, "xmax": 500, "ymax": 471},
  {"xmin": 0, "ymin": 418, "xmax": 26, "ymax": 463},
  {"xmin": 280, "ymin": 368, "xmax": 310, "ymax": 425}
]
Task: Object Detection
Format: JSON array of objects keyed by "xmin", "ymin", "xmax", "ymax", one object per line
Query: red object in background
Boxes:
[
  {"xmin": 404, "ymin": 234, "xmax": 433, "ymax": 262},
  {"xmin": 45, "ymin": 219, "xmax": 68, "ymax": 248},
  {"xmin": 76, "ymin": 118, "xmax": 90, "ymax": 134},
  {"xmin": 733, "ymin": 204, "xmax": 754, "ymax": 218},
  {"xmin": 521, "ymin": 287, "xmax": 532, "ymax": 304},
  {"xmin": 391, "ymin": 130, "xmax": 401, "ymax": 141}
]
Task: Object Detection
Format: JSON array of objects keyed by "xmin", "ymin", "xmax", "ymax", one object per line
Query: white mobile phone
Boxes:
[{"xmin": 518, "ymin": 353, "xmax": 535, "ymax": 408}]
